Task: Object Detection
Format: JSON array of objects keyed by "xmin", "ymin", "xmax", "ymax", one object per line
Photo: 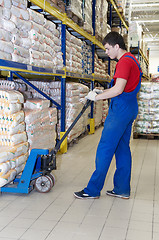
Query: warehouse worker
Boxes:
[{"xmin": 74, "ymin": 31, "xmax": 143, "ymax": 199}]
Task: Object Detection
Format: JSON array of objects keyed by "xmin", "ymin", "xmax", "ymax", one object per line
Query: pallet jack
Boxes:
[{"xmin": 0, "ymin": 100, "xmax": 92, "ymax": 194}]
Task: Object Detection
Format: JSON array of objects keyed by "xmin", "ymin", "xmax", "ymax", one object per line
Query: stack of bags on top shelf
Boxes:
[
  {"xmin": 115, "ymin": 0, "xmax": 126, "ymax": 14},
  {"xmin": 49, "ymin": 81, "xmax": 89, "ymax": 143},
  {"xmin": 0, "ymin": 89, "xmax": 29, "ymax": 187},
  {"xmin": 66, "ymin": 0, "xmax": 83, "ymax": 24},
  {"xmin": 82, "ymin": 0, "xmax": 93, "ymax": 34},
  {"xmin": 0, "ymin": 0, "xmax": 63, "ymax": 69},
  {"xmin": 24, "ymin": 99, "xmax": 57, "ymax": 150},
  {"xmin": 134, "ymin": 82, "xmax": 159, "ymax": 134},
  {"xmin": 66, "ymin": 31, "xmax": 83, "ymax": 74},
  {"xmin": 129, "ymin": 22, "xmax": 142, "ymax": 48},
  {"xmin": 95, "ymin": 0, "xmax": 108, "ymax": 40}
]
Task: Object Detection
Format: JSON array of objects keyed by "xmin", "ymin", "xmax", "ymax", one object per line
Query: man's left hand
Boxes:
[{"xmin": 85, "ymin": 91, "xmax": 97, "ymax": 101}]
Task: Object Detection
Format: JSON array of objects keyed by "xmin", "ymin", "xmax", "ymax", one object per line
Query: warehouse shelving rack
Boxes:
[
  {"xmin": 107, "ymin": 0, "xmax": 149, "ymax": 80},
  {"xmin": 130, "ymin": 42, "xmax": 149, "ymax": 79},
  {"xmin": 0, "ymin": 0, "xmax": 110, "ymax": 153}
]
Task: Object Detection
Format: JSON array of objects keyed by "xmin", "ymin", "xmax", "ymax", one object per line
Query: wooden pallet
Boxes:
[
  {"xmin": 68, "ymin": 129, "xmax": 89, "ymax": 147},
  {"xmin": 66, "ymin": 9, "xmax": 84, "ymax": 26},
  {"xmin": 133, "ymin": 132, "xmax": 159, "ymax": 140}
]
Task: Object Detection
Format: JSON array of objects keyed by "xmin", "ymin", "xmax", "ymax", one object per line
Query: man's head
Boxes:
[{"xmin": 102, "ymin": 32, "xmax": 127, "ymax": 59}]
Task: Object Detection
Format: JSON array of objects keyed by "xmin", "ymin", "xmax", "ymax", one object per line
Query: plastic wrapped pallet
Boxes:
[
  {"xmin": 55, "ymin": 81, "xmax": 89, "ymax": 142},
  {"xmin": 134, "ymin": 82, "xmax": 159, "ymax": 134},
  {"xmin": 66, "ymin": 0, "xmax": 83, "ymax": 21},
  {"xmin": 94, "ymin": 100, "xmax": 103, "ymax": 127},
  {"xmin": 95, "ymin": 0, "xmax": 108, "ymax": 39},
  {"xmin": 0, "ymin": 89, "xmax": 29, "ymax": 187},
  {"xmin": 102, "ymin": 99, "xmax": 109, "ymax": 123},
  {"xmin": 0, "ymin": 143, "xmax": 29, "ymax": 187},
  {"xmin": 0, "ymin": 90, "xmax": 29, "ymax": 147},
  {"xmin": 24, "ymin": 105, "xmax": 57, "ymax": 150},
  {"xmin": 82, "ymin": 0, "xmax": 93, "ymax": 34}
]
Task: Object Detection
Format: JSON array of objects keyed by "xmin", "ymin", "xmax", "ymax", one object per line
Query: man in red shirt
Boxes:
[{"xmin": 74, "ymin": 32, "xmax": 142, "ymax": 199}]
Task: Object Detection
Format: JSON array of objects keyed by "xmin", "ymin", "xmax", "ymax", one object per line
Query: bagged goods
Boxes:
[
  {"xmin": 0, "ymin": 0, "xmax": 11, "ymax": 9},
  {"xmin": 0, "ymin": 132, "xmax": 27, "ymax": 146},
  {"xmin": 12, "ymin": 53, "xmax": 29, "ymax": 64},
  {"xmin": 0, "ymin": 169, "xmax": 16, "ymax": 187},
  {"xmin": 0, "ymin": 51, "xmax": 11, "ymax": 60},
  {"xmin": 0, "ymin": 102, "xmax": 22, "ymax": 114},
  {"xmin": 43, "ymin": 18, "xmax": 56, "ymax": 33},
  {"xmin": 29, "ymin": 49, "xmax": 43, "ymax": 60},
  {"xmin": 24, "ymin": 99, "xmax": 50, "ymax": 110},
  {"xmin": 11, "ymin": 15, "xmax": 32, "ymax": 33},
  {"xmin": 0, "ymin": 161, "xmax": 11, "ymax": 177},
  {"xmin": 28, "ymin": 8, "xmax": 44, "ymax": 25},
  {"xmin": 12, "ymin": 0, "xmax": 28, "ymax": 10},
  {"xmin": 10, "ymin": 152, "xmax": 28, "ymax": 168},
  {"xmin": 0, "ymin": 28, "xmax": 12, "ymax": 42},
  {"xmin": 134, "ymin": 82, "xmax": 159, "ymax": 134},
  {"xmin": 0, "ymin": 142, "xmax": 29, "ymax": 187},
  {"xmin": 11, "ymin": 34, "xmax": 21, "ymax": 46},
  {"xmin": 0, "ymin": 40, "xmax": 14, "ymax": 54},
  {"xmin": 0, "ymin": 90, "xmax": 24, "ymax": 103},
  {"xmin": 13, "ymin": 45, "xmax": 29, "ymax": 58},
  {"xmin": 0, "ymin": 122, "xmax": 25, "ymax": 135},
  {"xmin": 11, "ymin": 5, "xmax": 29, "ymax": 21},
  {"xmin": 0, "ymin": 111, "xmax": 25, "ymax": 127}
]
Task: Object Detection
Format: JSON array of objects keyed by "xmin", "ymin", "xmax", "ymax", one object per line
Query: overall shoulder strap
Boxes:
[{"xmin": 124, "ymin": 55, "xmax": 142, "ymax": 71}]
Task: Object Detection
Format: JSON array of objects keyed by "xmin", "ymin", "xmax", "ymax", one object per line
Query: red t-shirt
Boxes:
[{"xmin": 113, "ymin": 52, "xmax": 141, "ymax": 92}]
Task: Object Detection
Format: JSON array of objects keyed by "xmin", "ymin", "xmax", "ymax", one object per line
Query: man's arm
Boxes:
[{"xmin": 95, "ymin": 78, "xmax": 127, "ymax": 101}]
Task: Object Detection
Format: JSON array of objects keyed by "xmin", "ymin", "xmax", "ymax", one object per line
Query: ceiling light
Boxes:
[
  {"xmin": 135, "ymin": 20, "xmax": 159, "ymax": 23},
  {"xmin": 132, "ymin": 3, "xmax": 159, "ymax": 7}
]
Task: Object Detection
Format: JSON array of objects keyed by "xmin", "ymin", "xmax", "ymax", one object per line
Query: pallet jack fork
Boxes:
[{"xmin": 1, "ymin": 100, "xmax": 92, "ymax": 194}]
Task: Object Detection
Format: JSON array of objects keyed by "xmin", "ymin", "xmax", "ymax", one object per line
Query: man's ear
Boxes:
[{"xmin": 114, "ymin": 44, "xmax": 120, "ymax": 50}]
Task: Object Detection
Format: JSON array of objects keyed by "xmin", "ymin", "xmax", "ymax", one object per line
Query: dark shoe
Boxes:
[
  {"xmin": 74, "ymin": 190, "xmax": 99, "ymax": 199},
  {"xmin": 106, "ymin": 190, "xmax": 130, "ymax": 199}
]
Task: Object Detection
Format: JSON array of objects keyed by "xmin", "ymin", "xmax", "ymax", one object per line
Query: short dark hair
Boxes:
[{"xmin": 102, "ymin": 32, "xmax": 127, "ymax": 50}]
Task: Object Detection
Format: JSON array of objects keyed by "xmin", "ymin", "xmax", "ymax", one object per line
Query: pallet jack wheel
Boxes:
[
  {"xmin": 47, "ymin": 173, "xmax": 55, "ymax": 187},
  {"xmin": 34, "ymin": 175, "xmax": 52, "ymax": 193}
]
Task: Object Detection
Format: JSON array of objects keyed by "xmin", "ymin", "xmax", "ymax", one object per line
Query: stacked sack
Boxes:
[
  {"xmin": 129, "ymin": 22, "xmax": 143, "ymax": 48},
  {"xmin": 134, "ymin": 82, "xmax": 159, "ymax": 134},
  {"xmin": 94, "ymin": 53, "xmax": 109, "ymax": 78},
  {"xmin": 24, "ymin": 99, "xmax": 57, "ymax": 150},
  {"xmin": 66, "ymin": 0, "xmax": 83, "ymax": 21},
  {"xmin": 49, "ymin": 81, "xmax": 89, "ymax": 143},
  {"xmin": 0, "ymin": 0, "xmax": 63, "ymax": 69},
  {"xmin": 81, "ymin": 42, "xmax": 92, "ymax": 75},
  {"xmin": 102, "ymin": 99, "xmax": 109, "ymax": 123},
  {"xmin": 94, "ymin": 101, "xmax": 103, "ymax": 127},
  {"xmin": 82, "ymin": 0, "xmax": 93, "ymax": 34},
  {"xmin": 95, "ymin": 0, "xmax": 108, "ymax": 40},
  {"xmin": 0, "ymin": 90, "xmax": 29, "ymax": 187},
  {"xmin": 10, "ymin": 2, "xmax": 31, "ymax": 64},
  {"xmin": 66, "ymin": 31, "xmax": 82, "ymax": 73}
]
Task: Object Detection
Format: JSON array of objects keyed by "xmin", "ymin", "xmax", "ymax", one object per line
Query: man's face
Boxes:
[{"xmin": 104, "ymin": 43, "xmax": 118, "ymax": 59}]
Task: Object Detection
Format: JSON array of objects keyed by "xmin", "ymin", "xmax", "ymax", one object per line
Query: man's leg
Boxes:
[
  {"xmin": 113, "ymin": 120, "xmax": 133, "ymax": 196},
  {"xmin": 84, "ymin": 112, "xmax": 129, "ymax": 197}
]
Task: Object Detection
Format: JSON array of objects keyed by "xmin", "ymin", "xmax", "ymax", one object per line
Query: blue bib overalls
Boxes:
[{"xmin": 84, "ymin": 55, "xmax": 143, "ymax": 197}]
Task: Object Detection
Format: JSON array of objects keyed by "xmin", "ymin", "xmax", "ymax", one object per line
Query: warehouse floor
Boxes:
[{"xmin": 0, "ymin": 127, "xmax": 159, "ymax": 240}]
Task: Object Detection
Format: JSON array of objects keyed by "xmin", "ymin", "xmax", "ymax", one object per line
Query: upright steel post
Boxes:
[
  {"xmin": 89, "ymin": 0, "xmax": 96, "ymax": 134},
  {"xmin": 60, "ymin": 22, "xmax": 67, "ymax": 153}
]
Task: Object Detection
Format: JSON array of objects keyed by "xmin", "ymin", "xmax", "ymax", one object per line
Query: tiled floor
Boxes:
[{"xmin": 0, "ymin": 127, "xmax": 159, "ymax": 240}]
